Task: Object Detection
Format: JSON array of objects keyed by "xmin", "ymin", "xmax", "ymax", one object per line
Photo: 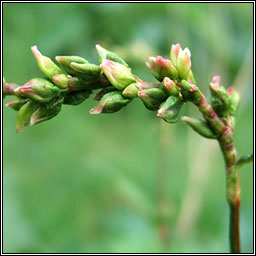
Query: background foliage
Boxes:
[{"xmin": 3, "ymin": 3, "xmax": 253, "ymax": 253}]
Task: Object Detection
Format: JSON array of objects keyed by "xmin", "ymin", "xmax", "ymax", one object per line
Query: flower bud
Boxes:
[
  {"xmin": 122, "ymin": 83, "xmax": 139, "ymax": 98},
  {"xmin": 15, "ymin": 78, "xmax": 60, "ymax": 103},
  {"xmin": 55, "ymin": 55, "xmax": 88, "ymax": 76},
  {"xmin": 63, "ymin": 90, "xmax": 91, "ymax": 105},
  {"xmin": 162, "ymin": 77, "xmax": 179, "ymax": 97},
  {"xmin": 90, "ymin": 91, "xmax": 130, "ymax": 114},
  {"xmin": 157, "ymin": 96, "xmax": 184, "ymax": 123},
  {"xmin": 209, "ymin": 77, "xmax": 230, "ymax": 117},
  {"xmin": 227, "ymin": 87, "xmax": 240, "ymax": 117},
  {"xmin": 52, "ymin": 74, "xmax": 68, "ymax": 89},
  {"xmin": 177, "ymin": 47, "xmax": 191, "ymax": 79},
  {"xmin": 5, "ymin": 98, "xmax": 27, "ymax": 111},
  {"xmin": 170, "ymin": 43, "xmax": 181, "ymax": 66},
  {"xmin": 182, "ymin": 116, "xmax": 217, "ymax": 139},
  {"xmin": 137, "ymin": 88, "xmax": 167, "ymax": 111},
  {"xmin": 70, "ymin": 62, "xmax": 102, "ymax": 84},
  {"xmin": 16, "ymin": 100, "xmax": 39, "ymax": 133},
  {"xmin": 146, "ymin": 57, "xmax": 160, "ymax": 80},
  {"xmin": 100, "ymin": 59, "xmax": 136, "ymax": 90},
  {"xmin": 146, "ymin": 56, "xmax": 178, "ymax": 81},
  {"xmin": 31, "ymin": 45, "xmax": 63, "ymax": 79},
  {"xmin": 96, "ymin": 44, "xmax": 128, "ymax": 67},
  {"xmin": 156, "ymin": 56, "xmax": 178, "ymax": 80},
  {"xmin": 30, "ymin": 95, "xmax": 64, "ymax": 126},
  {"xmin": 180, "ymin": 80, "xmax": 201, "ymax": 104}
]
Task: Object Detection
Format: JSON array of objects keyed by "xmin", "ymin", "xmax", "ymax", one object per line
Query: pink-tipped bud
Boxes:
[
  {"xmin": 31, "ymin": 45, "xmax": 63, "ymax": 80},
  {"xmin": 211, "ymin": 75, "xmax": 221, "ymax": 88},
  {"xmin": 100, "ymin": 59, "xmax": 136, "ymax": 90},
  {"xmin": 14, "ymin": 78, "xmax": 60, "ymax": 103},
  {"xmin": 162, "ymin": 77, "xmax": 179, "ymax": 96},
  {"xmin": 170, "ymin": 43, "xmax": 181, "ymax": 66},
  {"xmin": 146, "ymin": 56, "xmax": 178, "ymax": 81},
  {"xmin": 177, "ymin": 47, "xmax": 191, "ymax": 79},
  {"xmin": 90, "ymin": 91, "xmax": 130, "ymax": 114},
  {"xmin": 146, "ymin": 56, "xmax": 159, "ymax": 80}
]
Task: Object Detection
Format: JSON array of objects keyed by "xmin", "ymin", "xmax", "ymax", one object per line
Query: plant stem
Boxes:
[
  {"xmin": 218, "ymin": 127, "xmax": 240, "ymax": 253},
  {"xmin": 195, "ymin": 91, "xmax": 241, "ymax": 253}
]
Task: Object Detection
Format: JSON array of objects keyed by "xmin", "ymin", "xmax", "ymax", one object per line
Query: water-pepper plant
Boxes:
[{"xmin": 3, "ymin": 43, "xmax": 253, "ymax": 253}]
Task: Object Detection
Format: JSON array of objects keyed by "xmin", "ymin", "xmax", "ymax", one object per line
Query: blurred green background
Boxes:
[{"xmin": 3, "ymin": 3, "xmax": 253, "ymax": 253}]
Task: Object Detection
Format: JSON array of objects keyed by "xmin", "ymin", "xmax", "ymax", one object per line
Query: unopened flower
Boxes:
[
  {"xmin": 100, "ymin": 59, "xmax": 136, "ymax": 90},
  {"xmin": 138, "ymin": 88, "xmax": 167, "ymax": 111},
  {"xmin": 170, "ymin": 43, "xmax": 181, "ymax": 66},
  {"xmin": 176, "ymin": 47, "xmax": 191, "ymax": 79},
  {"xmin": 70, "ymin": 62, "xmax": 102, "ymax": 84},
  {"xmin": 30, "ymin": 95, "xmax": 64, "ymax": 126},
  {"xmin": 182, "ymin": 116, "xmax": 217, "ymax": 139},
  {"xmin": 90, "ymin": 91, "xmax": 130, "ymax": 114},
  {"xmin": 55, "ymin": 55, "xmax": 88, "ymax": 76},
  {"xmin": 162, "ymin": 77, "xmax": 179, "ymax": 97},
  {"xmin": 157, "ymin": 96, "xmax": 184, "ymax": 123},
  {"xmin": 31, "ymin": 45, "xmax": 63, "ymax": 80},
  {"xmin": 96, "ymin": 44, "xmax": 128, "ymax": 66}
]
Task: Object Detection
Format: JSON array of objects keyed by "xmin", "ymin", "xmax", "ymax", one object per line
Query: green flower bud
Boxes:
[
  {"xmin": 170, "ymin": 43, "xmax": 181, "ymax": 66},
  {"xmin": 31, "ymin": 45, "xmax": 63, "ymax": 80},
  {"xmin": 137, "ymin": 88, "xmax": 167, "ymax": 111},
  {"xmin": 52, "ymin": 74, "xmax": 68, "ymax": 89},
  {"xmin": 228, "ymin": 87, "xmax": 240, "ymax": 117},
  {"xmin": 180, "ymin": 80, "xmax": 201, "ymax": 104},
  {"xmin": 157, "ymin": 96, "xmax": 184, "ymax": 123},
  {"xmin": 162, "ymin": 77, "xmax": 179, "ymax": 97},
  {"xmin": 5, "ymin": 98, "xmax": 27, "ymax": 111},
  {"xmin": 146, "ymin": 57, "xmax": 160, "ymax": 81},
  {"xmin": 90, "ymin": 91, "xmax": 130, "ymax": 114},
  {"xmin": 30, "ymin": 95, "xmax": 64, "ymax": 126},
  {"xmin": 15, "ymin": 78, "xmax": 60, "ymax": 103},
  {"xmin": 16, "ymin": 100, "xmax": 39, "ymax": 133},
  {"xmin": 100, "ymin": 59, "xmax": 136, "ymax": 90},
  {"xmin": 157, "ymin": 56, "xmax": 178, "ymax": 80},
  {"xmin": 96, "ymin": 44, "xmax": 128, "ymax": 67},
  {"xmin": 122, "ymin": 83, "xmax": 138, "ymax": 98},
  {"xmin": 93, "ymin": 86, "xmax": 116, "ymax": 101},
  {"xmin": 182, "ymin": 116, "xmax": 217, "ymax": 139},
  {"xmin": 177, "ymin": 47, "xmax": 191, "ymax": 79},
  {"xmin": 70, "ymin": 62, "xmax": 102, "ymax": 84},
  {"xmin": 210, "ymin": 76, "xmax": 230, "ymax": 117},
  {"xmin": 146, "ymin": 56, "xmax": 178, "ymax": 81},
  {"xmin": 63, "ymin": 90, "xmax": 91, "ymax": 105},
  {"xmin": 55, "ymin": 55, "xmax": 88, "ymax": 76}
]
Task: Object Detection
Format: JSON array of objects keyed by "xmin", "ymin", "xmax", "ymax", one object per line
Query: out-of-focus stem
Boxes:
[
  {"xmin": 219, "ymin": 128, "xmax": 240, "ymax": 253},
  {"xmin": 193, "ymin": 88, "xmax": 240, "ymax": 253}
]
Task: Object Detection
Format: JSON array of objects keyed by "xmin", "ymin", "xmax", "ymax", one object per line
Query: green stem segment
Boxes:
[
  {"xmin": 219, "ymin": 129, "xmax": 240, "ymax": 253},
  {"xmin": 194, "ymin": 90, "xmax": 240, "ymax": 253}
]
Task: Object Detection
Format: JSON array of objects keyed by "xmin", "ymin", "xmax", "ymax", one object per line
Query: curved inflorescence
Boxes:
[
  {"xmin": 3, "ymin": 43, "xmax": 239, "ymax": 136},
  {"xmin": 3, "ymin": 43, "xmax": 252, "ymax": 253}
]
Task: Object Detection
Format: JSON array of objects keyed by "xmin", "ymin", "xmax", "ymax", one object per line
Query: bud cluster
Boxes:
[
  {"xmin": 3, "ymin": 43, "xmax": 240, "ymax": 140},
  {"xmin": 209, "ymin": 76, "xmax": 240, "ymax": 129},
  {"xmin": 3, "ymin": 45, "xmax": 138, "ymax": 132}
]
